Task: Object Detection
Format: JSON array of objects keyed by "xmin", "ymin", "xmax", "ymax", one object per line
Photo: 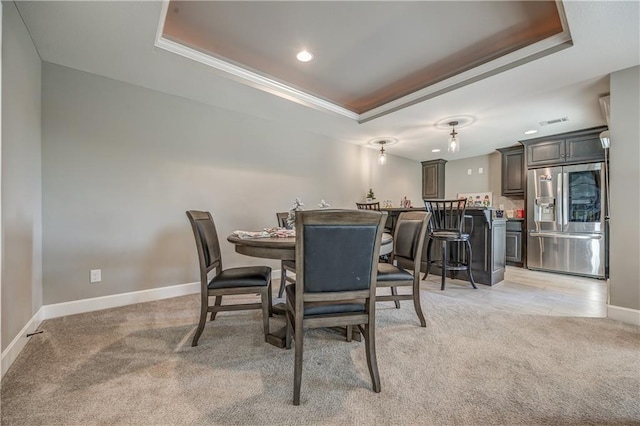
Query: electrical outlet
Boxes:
[
  {"xmin": 478, "ymin": 167, "xmax": 484, "ymax": 174},
  {"xmin": 467, "ymin": 169, "xmax": 472, "ymax": 175},
  {"xmin": 90, "ymin": 269, "xmax": 101, "ymax": 283}
]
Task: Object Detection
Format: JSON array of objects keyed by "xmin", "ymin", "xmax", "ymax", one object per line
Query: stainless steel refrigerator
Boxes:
[{"xmin": 527, "ymin": 162, "xmax": 606, "ymax": 278}]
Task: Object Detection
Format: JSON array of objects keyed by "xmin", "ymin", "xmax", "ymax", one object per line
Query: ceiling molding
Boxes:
[
  {"xmin": 154, "ymin": 1, "xmax": 358, "ymax": 121},
  {"xmin": 155, "ymin": 1, "xmax": 572, "ymax": 125}
]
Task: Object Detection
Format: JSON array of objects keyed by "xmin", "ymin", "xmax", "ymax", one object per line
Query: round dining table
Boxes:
[
  {"xmin": 227, "ymin": 232, "xmax": 393, "ymax": 261},
  {"xmin": 226, "ymin": 232, "xmax": 393, "ymax": 348}
]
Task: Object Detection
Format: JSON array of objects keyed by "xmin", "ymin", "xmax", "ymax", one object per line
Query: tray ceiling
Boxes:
[{"xmin": 158, "ymin": 1, "xmax": 569, "ymax": 121}]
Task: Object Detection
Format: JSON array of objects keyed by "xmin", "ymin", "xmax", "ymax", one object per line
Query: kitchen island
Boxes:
[{"xmin": 419, "ymin": 207, "xmax": 506, "ymax": 286}]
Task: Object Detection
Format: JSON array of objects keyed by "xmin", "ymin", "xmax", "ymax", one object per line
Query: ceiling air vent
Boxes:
[{"xmin": 539, "ymin": 117, "xmax": 569, "ymax": 126}]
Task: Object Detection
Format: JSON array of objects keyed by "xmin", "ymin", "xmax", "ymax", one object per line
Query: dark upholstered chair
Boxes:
[
  {"xmin": 186, "ymin": 210, "xmax": 273, "ymax": 347},
  {"xmin": 356, "ymin": 201, "xmax": 381, "ymax": 210},
  {"xmin": 276, "ymin": 212, "xmax": 296, "ymax": 298},
  {"xmin": 284, "ymin": 209, "xmax": 387, "ymax": 405},
  {"xmin": 375, "ymin": 211, "xmax": 430, "ymax": 326},
  {"xmin": 423, "ymin": 199, "xmax": 477, "ymax": 290}
]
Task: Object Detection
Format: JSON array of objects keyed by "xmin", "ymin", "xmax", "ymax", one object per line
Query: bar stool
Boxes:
[{"xmin": 423, "ymin": 199, "xmax": 477, "ymax": 290}]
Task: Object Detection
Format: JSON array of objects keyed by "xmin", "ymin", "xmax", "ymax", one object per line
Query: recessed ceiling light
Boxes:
[
  {"xmin": 432, "ymin": 149, "xmax": 441, "ymax": 153},
  {"xmin": 296, "ymin": 50, "xmax": 313, "ymax": 62},
  {"xmin": 524, "ymin": 129, "xmax": 538, "ymax": 135}
]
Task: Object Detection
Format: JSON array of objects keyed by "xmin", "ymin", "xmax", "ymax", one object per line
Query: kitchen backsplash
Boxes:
[{"xmin": 493, "ymin": 195, "xmax": 525, "ymax": 211}]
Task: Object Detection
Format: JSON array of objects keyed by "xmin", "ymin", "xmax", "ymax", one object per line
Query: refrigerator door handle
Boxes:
[
  {"xmin": 556, "ymin": 173, "xmax": 563, "ymax": 228},
  {"xmin": 529, "ymin": 232, "xmax": 602, "ymax": 240},
  {"xmin": 562, "ymin": 172, "xmax": 569, "ymax": 227}
]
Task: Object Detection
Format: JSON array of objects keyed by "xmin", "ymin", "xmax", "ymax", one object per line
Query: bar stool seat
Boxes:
[{"xmin": 423, "ymin": 199, "xmax": 477, "ymax": 291}]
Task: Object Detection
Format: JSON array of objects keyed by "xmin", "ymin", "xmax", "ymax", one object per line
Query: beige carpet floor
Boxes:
[{"xmin": 1, "ymin": 291, "xmax": 639, "ymax": 425}]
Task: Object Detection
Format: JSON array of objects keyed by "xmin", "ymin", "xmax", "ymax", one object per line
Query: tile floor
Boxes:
[{"xmin": 418, "ymin": 266, "xmax": 608, "ymax": 317}]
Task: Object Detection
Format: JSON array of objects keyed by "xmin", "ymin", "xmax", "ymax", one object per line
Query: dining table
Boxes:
[{"xmin": 226, "ymin": 231, "xmax": 393, "ymax": 348}]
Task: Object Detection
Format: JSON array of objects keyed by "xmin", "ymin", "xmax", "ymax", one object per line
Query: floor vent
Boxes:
[{"xmin": 539, "ymin": 117, "xmax": 569, "ymax": 126}]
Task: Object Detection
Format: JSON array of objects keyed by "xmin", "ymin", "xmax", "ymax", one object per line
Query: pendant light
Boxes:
[
  {"xmin": 448, "ymin": 121, "xmax": 460, "ymax": 153},
  {"xmin": 378, "ymin": 141, "xmax": 387, "ymax": 165},
  {"xmin": 368, "ymin": 137, "xmax": 397, "ymax": 165}
]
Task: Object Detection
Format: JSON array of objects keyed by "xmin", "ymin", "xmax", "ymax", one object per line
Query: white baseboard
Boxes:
[
  {"xmin": 607, "ymin": 304, "xmax": 640, "ymax": 326},
  {"xmin": 1, "ymin": 282, "xmax": 200, "ymax": 379},
  {"xmin": 1, "ymin": 271, "xmax": 283, "ymax": 379},
  {"xmin": 44, "ymin": 281, "xmax": 200, "ymax": 319},
  {"xmin": 1, "ymin": 307, "xmax": 45, "ymax": 377}
]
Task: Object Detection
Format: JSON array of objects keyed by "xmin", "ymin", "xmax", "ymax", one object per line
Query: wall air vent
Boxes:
[{"xmin": 539, "ymin": 117, "xmax": 569, "ymax": 126}]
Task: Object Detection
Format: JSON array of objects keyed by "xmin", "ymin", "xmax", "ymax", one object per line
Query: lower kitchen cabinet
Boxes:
[{"xmin": 506, "ymin": 219, "xmax": 525, "ymax": 267}]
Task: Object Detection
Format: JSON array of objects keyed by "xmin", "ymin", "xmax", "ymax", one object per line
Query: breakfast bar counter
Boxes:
[{"xmin": 421, "ymin": 207, "xmax": 507, "ymax": 286}]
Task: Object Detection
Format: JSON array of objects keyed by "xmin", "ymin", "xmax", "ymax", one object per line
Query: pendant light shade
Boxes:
[
  {"xmin": 448, "ymin": 121, "xmax": 460, "ymax": 153},
  {"xmin": 378, "ymin": 142, "xmax": 387, "ymax": 165},
  {"xmin": 369, "ymin": 137, "xmax": 397, "ymax": 166}
]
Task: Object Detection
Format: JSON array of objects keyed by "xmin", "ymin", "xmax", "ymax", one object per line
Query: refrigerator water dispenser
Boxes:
[{"xmin": 534, "ymin": 197, "xmax": 556, "ymax": 223}]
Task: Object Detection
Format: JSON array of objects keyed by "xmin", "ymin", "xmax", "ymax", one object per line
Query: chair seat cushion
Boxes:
[
  {"xmin": 208, "ymin": 266, "xmax": 271, "ymax": 289},
  {"xmin": 376, "ymin": 262, "xmax": 414, "ymax": 282},
  {"xmin": 286, "ymin": 285, "xmax": 365, "ymax": 316},
  {"xmin": 430, "ymin": 231, "xmax": 470, "ymax": 241}
]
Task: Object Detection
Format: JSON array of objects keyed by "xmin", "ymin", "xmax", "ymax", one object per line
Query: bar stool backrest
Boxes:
[{"xmin": 423, "ymin": 199, "xmax": 467, "ymax": 236}]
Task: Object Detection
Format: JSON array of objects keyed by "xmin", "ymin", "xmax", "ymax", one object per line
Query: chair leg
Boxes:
[
  {"xmin": 390, "ymin": 287, "xmax": 401, "ymax": 309},
  {"xmin": 192, "ymin": 301, "xmax": 208, "ymax": 347},
  {"xmin": 465, "ymin": 240, "xmax": 478, "ymax": 289},
  {"xmin": 346, "ymin": 325, "xmax": 353, "ymax": 342},
  {"xmin": 261, "ymin": 288, "xmax": 270, "ymax": 342},
  {"xmin": 422, "ymin": 238, "xmax": 433, "ymax": 281},
  {"xmin": 285, "ymin": 311, "xmax": 293, "ymax": 350},
  {"xmin": 268, "ymin": 279, "xmax": 273, "ymax": 317},
  {"xmin": 441, "ymin": 240, "xmax": 447, "ymax": 291},
  {"xmin": 293, "ymin": 321, "xmax": 304, "ymax": 405},
  {"xmin": 210, "ymin": 296, "xmax": 222, "ymax": 321},
  {"xmin": 412, "ymin": 279, "xmax": 426, "ymax": 327},
  {"xmin": 279, "ymin": 265, "xmax": 286, "ymax": 298},
  {"xmin": 362, "ymin": 323, "xmax": 381, "ymax": 393}
]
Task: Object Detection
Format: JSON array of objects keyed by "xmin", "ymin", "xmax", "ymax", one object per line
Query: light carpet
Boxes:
[{"xmin": 1, "ymin": 291, "xmax": 639, "ymax": 425}]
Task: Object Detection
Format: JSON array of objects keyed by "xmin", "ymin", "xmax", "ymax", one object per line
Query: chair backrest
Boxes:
[
  {"xmin": 423, "ymin": 199, "xmax": 467, "ymax": 235},
  {"xmin": 392, "ymin": 211, "xmax": 431, "ymax": 273},
  {"xmin": 295, "ymin": 210, "xmax": 387, "ymax": 299},
  {"xmin": 276, "ymin": 212, "xmax": 290, "ymax": 229},
  {"xmin": 356, "ymin": 202, "xmax": 381, "ymax": 211},
  {"xmin": 186, "ymin": 211, "xmax": 223, "ymax": 284}
]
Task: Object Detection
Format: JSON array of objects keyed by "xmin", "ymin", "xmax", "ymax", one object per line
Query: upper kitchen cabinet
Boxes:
[
  {"xmin": 520, "ymin": 126, "xmax": 608, "ymax": 168},
  {"xmin": 497, "ymin": 145, "xmax": 525, "ymax": 197},
  {"xmin": 421, "ymin": 159, "xmax": 446, "ymax": 199}
]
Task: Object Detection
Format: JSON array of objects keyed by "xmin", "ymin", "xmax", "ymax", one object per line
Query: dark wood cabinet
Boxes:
[
  {"xmin": 565, "ymin": 133, "xmax": 607, "ymax": 163},
  {"xmin": 497, "ymin": 145, "xmax": 525, "ymax": 197},
  {"xmin": 526, "ymin": 139, "xmax": 565, "ymax": 167},
  {"xmin": 521, "ymin": 126, "xmax": 607, "ymax": 168},
  {"xmin": 505, "ymin": 219, "xmax": 524, "ymax": 267},
  {"xmin": 421, "ymin": 159, "xmax": 446, "ymax": 199}
]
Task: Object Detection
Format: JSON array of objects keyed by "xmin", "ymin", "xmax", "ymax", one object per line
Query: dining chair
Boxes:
[
  {"xmin": 356, "ymin": 201, "xmax": 381, "ymax": 210},
  {"xmin": 276, "ymin": 212, "xmax": 296, "ymax": 298},
  {"xmin": 284, "ymin": 209, "xmax": 387, "ymax": 405},
  {"xmin": 375, "ymin": 211, "xmax": 430, "ymax": 326},
  {"xmin": 423, "ymin": 199, "xmax": 477, "ymax": 290},
  {"xmin": 186, "ymin": 210, "xmax": 273, "ymax": 347}
]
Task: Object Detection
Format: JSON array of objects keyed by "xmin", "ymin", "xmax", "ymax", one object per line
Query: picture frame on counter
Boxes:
[{"xmin": 457, "ymin": 192, "xmax": 493, "ymax": 208}]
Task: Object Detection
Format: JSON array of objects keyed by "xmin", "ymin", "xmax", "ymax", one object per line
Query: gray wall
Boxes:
[
  {"xmin": 41, "ymin": 62, "xmax": 421, "ymax": 305},
  {"xmin": 444, "ymin": 152, "xmax": 524, "ymax": 211},
  {"xmin": 609, "ymin": 65, "xmax": 640, "ymax": 311},
  {"xmin": 1, "ymin": 1, "xmax": 42, "ymax": 352}
]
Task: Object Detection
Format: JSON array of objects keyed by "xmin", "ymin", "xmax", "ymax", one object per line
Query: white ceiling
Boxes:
[{"xmin": 14, "ymin": 1, "xmax": 640, "ymax": 162}]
